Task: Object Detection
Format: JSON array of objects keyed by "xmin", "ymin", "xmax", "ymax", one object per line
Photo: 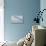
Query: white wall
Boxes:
[
  {"xmin": 40, "ymin": 0, "xmax": 46, "ymax": 27},
  {"xmin": 0, "ymin": 0, "xmax": 4, "ymax": 42}
]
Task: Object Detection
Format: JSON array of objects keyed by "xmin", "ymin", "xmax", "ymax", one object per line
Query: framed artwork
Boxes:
[{"xmin": 11, "ymin": 16, "xmax": 24, "ymax": 24}]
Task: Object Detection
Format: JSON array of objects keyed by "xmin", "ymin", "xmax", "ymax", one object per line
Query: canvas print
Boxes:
[{"xmin": 11, "ymin": 16, "xmax": 24, "ymax": 24}]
